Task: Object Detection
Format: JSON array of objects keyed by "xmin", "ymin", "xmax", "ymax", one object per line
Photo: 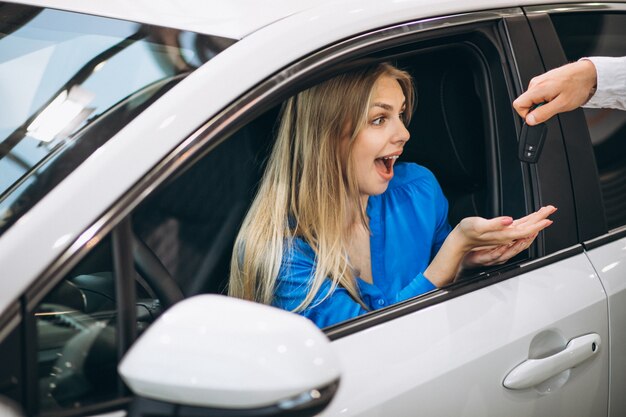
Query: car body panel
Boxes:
[
  {"xmin": 585, "ymin": 237, "xmax": 626, "ymax": 417},
  {"xmin": 326, "ymin": 253, "xmax": 608, "ymax": 416}
]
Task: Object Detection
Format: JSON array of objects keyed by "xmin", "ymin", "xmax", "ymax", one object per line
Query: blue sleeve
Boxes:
[
  {"xmin": 430, "ymin": 173, "xmax": 452, "ymax": 259},
  {"xmin": 273, "ymin": 241, "xmax": 368, "ymax": 328},
  {"xmin": 393, "ymin": 272, "xmax": 437, "ymax": 301},
  {"xmin": 386, "ymin": 165, "xmax": 452, "ymax": 300}
]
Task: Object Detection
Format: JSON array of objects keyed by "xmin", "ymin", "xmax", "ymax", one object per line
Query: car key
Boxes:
[{"xmin": 518, "ymin": 103, "xmax": 548, "ymax": 163}]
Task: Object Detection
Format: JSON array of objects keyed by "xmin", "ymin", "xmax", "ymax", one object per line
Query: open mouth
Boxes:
[{"xmin": 374, "ymin": 154, "xmax": 399, "ymax": 178}]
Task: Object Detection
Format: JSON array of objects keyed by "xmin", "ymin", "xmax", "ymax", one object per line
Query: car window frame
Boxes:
[{"xmin": 22, "ymin": 7, "xmax": 564, "ymax": 329}]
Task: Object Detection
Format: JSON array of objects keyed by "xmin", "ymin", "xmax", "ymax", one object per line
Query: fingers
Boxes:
[
  {"xmin": 471, "ymin": 216, "xmax": 513, "ymax": 234},
  {"xmin": 512, "ymin": 87, "xmax": 554, "ymax": 122},
  {"xmin": 512, "ymin": 60, "xmax": 597, "ymax": 125},
  {"xmin": 525, "ymin": 99, "xmax": 565, "ymax": 125},
  {"xmin": 513, "ymin": 83, "xmax": 569, "ymax": 125},
  {"xmin": 504, "ymin": 218, "xmax": 553, "ymax": 242},
  {"xmin": 513, "ymin": 205, "xmax": 557, "ymax": 226},
  {"xmin": 462, "ymin": 206, "xmax": 556, "ymax": 248},
  {"xmin": 476, "ymin": 234, "xmax": 537, "ymax": 266}
]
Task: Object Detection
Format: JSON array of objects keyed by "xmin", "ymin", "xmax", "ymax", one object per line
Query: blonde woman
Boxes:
[{"xmin": 229, "ymin": 63, "xmax": 556, "ymax": 328}]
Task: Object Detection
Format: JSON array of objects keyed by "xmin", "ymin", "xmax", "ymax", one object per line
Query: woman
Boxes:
[{"xmin": 229, "ymin": 62, "xmax": 555, "ymax": 328}]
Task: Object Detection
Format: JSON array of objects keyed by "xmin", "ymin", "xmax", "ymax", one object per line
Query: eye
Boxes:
[{"xmin": 371, "ymin": 116, "xmax": 386, "ymax": 126}]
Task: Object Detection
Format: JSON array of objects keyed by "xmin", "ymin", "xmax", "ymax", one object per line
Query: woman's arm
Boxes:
[{"xmin": 423, "ymin": 206, "xmax": 556, "ymax": 287}]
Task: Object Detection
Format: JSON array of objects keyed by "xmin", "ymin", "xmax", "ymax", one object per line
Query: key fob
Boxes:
[{"xmin": 518, "ymin": 121, "xmax": 547, "ymax": 163}]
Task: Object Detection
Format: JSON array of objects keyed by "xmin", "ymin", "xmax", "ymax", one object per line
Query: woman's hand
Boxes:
[
  {"xmin": 461, "ymin": 233, "xmax": 537, "ymax": 269},
  {"xmin": 454, "ymin": 205, "xmax": 556, "ymax": 251},
  {"xmin": 459, "ymin": 206, "xmax": 556, "ymax": 268},
  {"xmin": 423, "ymin": 206, "xmax": 556, "ymax": 287}
]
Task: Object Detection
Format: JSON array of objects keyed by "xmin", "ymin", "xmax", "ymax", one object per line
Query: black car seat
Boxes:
[
  {"xmin": 133, "ymin": 110, "xmax": 275, "ymax": 296},
  {"xmin": 401, "ymin": 47, "xmax": 491, "ymax": 226}
]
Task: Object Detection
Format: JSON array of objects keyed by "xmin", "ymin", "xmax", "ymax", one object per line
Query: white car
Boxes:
[{"xmin": 1, "ymin": 0, "xmax": 626, "ymax": 416}]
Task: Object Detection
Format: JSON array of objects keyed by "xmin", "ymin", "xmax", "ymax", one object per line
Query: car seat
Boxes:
[
  {"xmin": 401, "ymin": 46, "xmax": 491, "ymax": 226},
  {"xmin": 133, "ymin": 113, "xmax": 274, "ymax": 296}
]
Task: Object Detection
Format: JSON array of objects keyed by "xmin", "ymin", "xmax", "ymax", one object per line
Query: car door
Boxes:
[
  {"xmin": 307, "ymin": 10, "xmax": 610, "ymax": 416},
  {"xmin": 117, "ymin": 8, "xmax": 608, "ymax": 416},
  {"xmin": 525, "ymin": 4, "xmax": 626, "ymax": 416}
]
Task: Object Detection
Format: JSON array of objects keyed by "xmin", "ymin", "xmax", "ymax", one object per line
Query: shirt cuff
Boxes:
[
  {"xmin": 580, "ymin": 56, "xmax": 626, "ymax": 110},
  {"xmin": 394, "ymin": 273, "xmax": 437, "ymax": 302}
]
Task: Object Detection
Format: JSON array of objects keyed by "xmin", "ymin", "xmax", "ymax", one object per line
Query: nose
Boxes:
[{"xmin": 392, "ymin": 117, "xmax": 410, "ymax": 144}]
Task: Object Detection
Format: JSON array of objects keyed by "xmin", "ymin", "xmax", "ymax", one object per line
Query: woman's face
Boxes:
[{"xmin": 350, "ymin": 74, "xmax": 410, "ymax": 200}]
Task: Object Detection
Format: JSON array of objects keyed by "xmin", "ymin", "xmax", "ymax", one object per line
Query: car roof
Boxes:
[{"xmin": 6, "ymin": 0, "xmax": 337, "ymax": 39}]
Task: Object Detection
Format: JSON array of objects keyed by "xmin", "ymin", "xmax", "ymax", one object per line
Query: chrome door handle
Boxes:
[{"xmin": 503, "ymin": 333, "xmax": 600, "ymax": 390}]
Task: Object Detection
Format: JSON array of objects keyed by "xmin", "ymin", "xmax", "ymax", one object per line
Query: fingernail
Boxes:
[{"xmin": 527, "ymin": 113, "xmax": 536, "ymax": 125}]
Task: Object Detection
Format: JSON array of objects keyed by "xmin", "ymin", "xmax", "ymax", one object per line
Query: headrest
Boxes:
[{"xmin": 403, "ymin": 48, "xmax": 485, "ymax": 193}]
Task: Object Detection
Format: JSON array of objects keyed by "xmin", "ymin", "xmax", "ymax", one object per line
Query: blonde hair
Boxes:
[{"xmin": 229, "ymin": 63, "xmax": 414, "ymax": 311}]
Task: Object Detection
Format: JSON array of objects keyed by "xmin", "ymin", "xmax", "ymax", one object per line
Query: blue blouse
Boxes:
[{"xmin": 273, "ymin": 163, "xmax": 452, "ymax": 328}]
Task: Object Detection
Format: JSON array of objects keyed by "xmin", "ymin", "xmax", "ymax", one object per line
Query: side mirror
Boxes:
[
  {"xmin": 0, "ymin": 397, "xmax": 25, "ymax": 417},
  {"xmin": 119, "ymin": 295, "xmax": 340, "ymax": 416}
]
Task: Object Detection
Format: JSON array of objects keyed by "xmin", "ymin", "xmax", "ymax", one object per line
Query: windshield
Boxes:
[{"xmin": 0, "ymin": 3, "xmax": 235, "ymax": 234}]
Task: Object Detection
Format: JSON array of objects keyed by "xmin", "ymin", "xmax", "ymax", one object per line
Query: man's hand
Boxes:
[{"xmin": 513, "ymin": 60, "xmax": 597, "ymax": 125}]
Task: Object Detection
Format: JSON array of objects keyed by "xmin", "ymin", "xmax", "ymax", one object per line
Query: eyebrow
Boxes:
[{"xmin": 371, "ymin": 101, "xmax": 406, "ymax": 111}]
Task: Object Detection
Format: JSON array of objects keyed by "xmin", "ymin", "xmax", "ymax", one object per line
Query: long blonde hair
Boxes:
[{"xmin": 229, "ymin": 63, "xmax": 414, "ymax": 311}]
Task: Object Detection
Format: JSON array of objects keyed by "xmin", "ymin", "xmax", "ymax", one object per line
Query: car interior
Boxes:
[{"xmin": 33, "ymin": 36, "xmax": 525, "ymax": 410}]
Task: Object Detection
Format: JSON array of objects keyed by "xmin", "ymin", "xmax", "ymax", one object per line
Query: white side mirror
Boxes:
[
  {"xmin": 119, "ymin": 295, "xmax": 340, "ymax": 414},
  {"xmin": 0, "ymin": 397, "xmax": 25, "ymax": 417}
]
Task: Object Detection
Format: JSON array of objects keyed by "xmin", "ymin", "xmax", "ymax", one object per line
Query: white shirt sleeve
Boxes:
[{"xmin": 581, "ymin": 56, "xmax": 626, "ymax": 110}]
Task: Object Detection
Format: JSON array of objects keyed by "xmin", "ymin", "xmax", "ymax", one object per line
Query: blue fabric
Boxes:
[{"xmin": 273, "ymin": 163, "xmax": 452, "ymax": 328}]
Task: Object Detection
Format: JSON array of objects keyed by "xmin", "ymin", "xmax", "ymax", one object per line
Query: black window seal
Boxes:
[
  {"xmin": 584, "ymin": 224, "xmax": 626, "ymax": 251},
  {"xmin": 0, "ymin": 301, "xmax": 20, "ymax": 344},
  {"xmin": 0, "ymin": 301, "xmax": 22, "ymax": 407},
  {"xmin": 525, "ymin": 2, "xmax": 626, "ymax": 15},
  {"xmin": 111, "ymin": 218, "xmax": 137, "ymax": 396}
]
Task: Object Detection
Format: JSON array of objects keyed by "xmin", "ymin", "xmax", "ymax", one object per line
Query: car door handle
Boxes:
[{"xmin": 503, "ymin": 333, "xmax": 600, "ymax": 390}]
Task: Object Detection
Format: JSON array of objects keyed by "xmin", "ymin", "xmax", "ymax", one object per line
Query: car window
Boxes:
[
  {"xmin": 551, "ymin": 12, "xmax": 626, "ymax": 230},
  {"xmin": 35, "ymin": 236, "xmax": 119, "ymax": 412},
  {"xmin": 0, "ymin": 4, "xmax": 235, "ymax": 237},
  {"xmin": 34, "ymin": 233, "xmax": 162, "ymax": 413},
  {"xmin": 132, "ymin": 31, "xmax": 530, "ymax": 329}
]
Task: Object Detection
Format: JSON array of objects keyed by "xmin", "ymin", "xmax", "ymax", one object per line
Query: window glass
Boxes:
[
  {"xmin": 552, "ymin": 12, "xmax": 626, "ymax": 229},
  {"xmin": 35, "ymin": 237, "xmax": 118, "ymax": 411},
  {"xmin": 34, "ymin": 234, "xmax": 160, "ymax": 412},
  {"xmin": 0, "ymin": 4, "xmax": 235, "ymax": 236}
]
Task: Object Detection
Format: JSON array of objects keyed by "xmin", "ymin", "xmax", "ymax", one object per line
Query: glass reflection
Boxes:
[{"xmin": 0, "ymin": 4, "xmax": 235, "ymax": 233}]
